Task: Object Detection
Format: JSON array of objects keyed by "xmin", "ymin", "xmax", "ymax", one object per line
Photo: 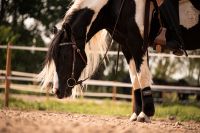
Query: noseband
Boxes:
[{"xmin": 59, "ymin": 37, "xmax": 87, "ymax": 88}]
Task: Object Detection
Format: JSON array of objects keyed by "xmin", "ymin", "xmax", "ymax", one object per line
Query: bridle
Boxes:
[{"xmin": 59, "ymin": 31, "xmax": 87, "ymax": 88}]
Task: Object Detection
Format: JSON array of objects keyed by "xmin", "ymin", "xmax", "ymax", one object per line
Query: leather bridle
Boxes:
[{"xmin": 59, "ymin": 32, "xmax": 87, "ymax": 88}]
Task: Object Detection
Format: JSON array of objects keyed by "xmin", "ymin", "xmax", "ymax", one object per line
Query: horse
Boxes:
[{"xmin": 38, "ymin": 0, "xmax": 199, "ymax": 123}]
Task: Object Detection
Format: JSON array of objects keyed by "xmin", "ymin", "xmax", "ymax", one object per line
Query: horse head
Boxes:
[{"xmin": 47, "ymin": 23, "xmax": 87, "ymax": 99}]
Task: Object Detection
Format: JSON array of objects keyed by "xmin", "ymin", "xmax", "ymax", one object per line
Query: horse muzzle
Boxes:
[{"xmin": 54, "ymin": 86, "xmax": 73, "ymax": 99}]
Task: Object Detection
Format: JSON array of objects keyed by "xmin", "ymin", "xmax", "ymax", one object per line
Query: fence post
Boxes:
[
  {"xmin": 112, "ymin": 86, "xmax": 117, "ymax": 101},
  {"xmin": 5, "ymin": 42, "xmax": 12, "ymax": 107},
  {"xmin": 46, "ymin": 85, "xmax": 50, "ymax": 100}
]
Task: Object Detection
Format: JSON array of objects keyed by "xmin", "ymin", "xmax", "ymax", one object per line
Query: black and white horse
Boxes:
[{"xmin": 39, "ymin": 0, "xmax": 200, "ymax": 123}]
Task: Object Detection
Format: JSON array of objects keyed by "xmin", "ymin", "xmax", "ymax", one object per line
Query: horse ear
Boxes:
[
  {"xmin": 63, "ymin": 23, "xmax": 73, "ymax": 40},
  {"xmin": 52, "ymin": 26, "xmax": 58, "ymax": 34},
  {"xmin": 63, "ymin": 23, "xmax": 72, "ymax": 33}
]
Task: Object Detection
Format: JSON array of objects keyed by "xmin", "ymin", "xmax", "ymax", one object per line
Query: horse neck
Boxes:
[
  {"xmin": 62, "ymin": 0, "xmax": 113, "ymax": 46},
  {"xmin": 63, "ymin": 0, "xmax": 126, "ymax": 47},
  {"xmin": 87, "ymin": 0, "xmax": 126, "ymax": 43}
]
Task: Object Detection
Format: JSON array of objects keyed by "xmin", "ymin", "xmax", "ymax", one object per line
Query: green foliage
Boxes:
[
  {"xmin": 155, "ymin": 103, "xmax": 200, "ymax": 121},
  {"xmin": 0, "ymin": 0, "xmax": 72, "ymax": 73},
  {"xmin": 0, "ymin": 26, "xmax": 19, "ymax": 44},
  {"xmin": 151, "ymin": 56, "xmax": 200, "ymax": 86},
  {"xmin": 0, "ymin": 98, "xmax": 132, "ymax": 116}
]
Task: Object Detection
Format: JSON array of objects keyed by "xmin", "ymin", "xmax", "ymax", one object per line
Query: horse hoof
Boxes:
[
  {"xmin": 137, "ymin": 112, "xmax": 151, "ymax": 123},
  {"xmin": 129, "ymin": 113, "xmax": 137, "ymax": 122}
]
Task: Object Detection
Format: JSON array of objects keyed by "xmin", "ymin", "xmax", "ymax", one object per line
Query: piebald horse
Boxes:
[{"xmin": 39, "ymin": 0, "xmax": 200, "ymax": 123}]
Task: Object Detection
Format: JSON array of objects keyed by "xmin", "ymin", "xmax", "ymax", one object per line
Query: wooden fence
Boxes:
[{"xmin": 0, "ymin": 43, "xmax": 200, "ymax": 109}]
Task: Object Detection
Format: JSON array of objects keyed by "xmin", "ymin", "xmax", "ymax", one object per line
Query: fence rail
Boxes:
[
  {"xmin": 1, "ymin": 44, "xmax": 200, "ymax": 108},
  {"xmin": 0, "ymin": 84, "xmax": 132, "ymax": 99},
  {"xmin": 1, "ymin": 76, "xmax": 200, "ymax": 93},
  {"xmin": 1, "ymin": 45, "xmax": 200, "ymax": 58},
  {"xmin": 0, "ymin": 70, "xmax": 37, "ymax": 78}
]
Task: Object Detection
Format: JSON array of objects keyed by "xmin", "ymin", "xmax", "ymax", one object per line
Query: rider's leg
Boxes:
[{"xmin": 160, "ymin": 0, "xmax": 184, "ymax": 55}]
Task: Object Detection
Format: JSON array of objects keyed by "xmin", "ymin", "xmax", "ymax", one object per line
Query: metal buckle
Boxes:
[{"xmin": 67, "ymin": 78, "xmax": 77, "ymax": 87}]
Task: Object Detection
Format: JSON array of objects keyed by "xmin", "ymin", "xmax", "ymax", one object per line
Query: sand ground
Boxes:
[{"xmin": 0, "ymin": 109, "xmax": 200, "ymax": 133}]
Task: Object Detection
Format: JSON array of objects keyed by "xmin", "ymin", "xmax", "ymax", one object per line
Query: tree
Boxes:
[
  {"xmin": 151, "ymin": 52, "xmax": 200, "ymax": 86},
  {"xmin": 0, "ymin": 0, "xmax": 72, "ymax": 73}
]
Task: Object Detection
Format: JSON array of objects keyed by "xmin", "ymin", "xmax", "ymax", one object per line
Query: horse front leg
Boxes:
[
  {"xmin": 135, "ymin": 55, "xmax": 155, "ymax": 122},
  {"xmin": 128, "ymin": 54, "xmax": 155, "ymax": 122},
  {"xmin": 121, "ymin": 43, "xmax": 154, "ymax": 122},
  {"xmin": 128, "ymin": 58, "xmax": 142, "ymax": 122}
]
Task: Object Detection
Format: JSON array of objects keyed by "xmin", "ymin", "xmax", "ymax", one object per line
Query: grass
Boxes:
[
  {"xmin": 0, "ymin": 97, "xmax": 200, "ymax": 122},
  {"xmin": 155, "ymin": 103, "xmax": 200, "ymax": 121},
  {"xmin": 0, "ymin": 97, "xmax": 132, "ymax": 116}
]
